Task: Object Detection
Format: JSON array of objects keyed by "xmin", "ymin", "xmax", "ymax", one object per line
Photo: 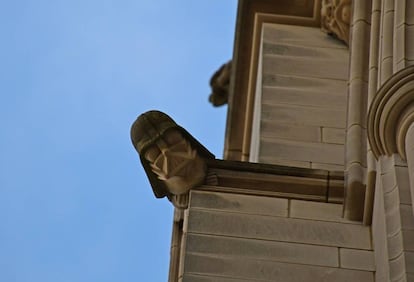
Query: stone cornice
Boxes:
[
  {"xmin": 368, "ymin": 65, "xmax": 414, "ymax": 160},
  {"xmin": 201, "ymin": 159, "xmax": 344, "ymax": 204}
]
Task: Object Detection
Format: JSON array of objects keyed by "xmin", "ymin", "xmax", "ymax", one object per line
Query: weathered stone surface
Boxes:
[
  {"xmin": 406, "ymin": 251, "xmax": 414, "ymax": 274},
  {"xmin": 261, "ymin": 103, "xmax": 346, "ymax": 128},
  {"xmin": 186, "ymin": 233, "xmax": 339, "ymax": 267},
  {"xmin": 183, "ymin": 253, "xmax": 374, "ymax": 282},
  {"xmin": 187, "ymin": 209, "xmax": 372, "ymax": 249},
  {"xmin": 290, "ymin": 200, "xmax": 350, "ymax": 223},
  {"xmin": 262, "ymin": 85, "xmax": 346, "ymax": 108},
  {"xmin": 340, "ymin": 249, "xmax": 375, "ymax": 271},
  {"xmin": 322, "ymin": 127, "xmax": 345, "ymax": 144},
  {"xmin": 401, "ymin": 204, "xmax": 414, "ymax": 230},
  {"xmin": 263, "ymin": 24, "xmax": 347, "ymax": 49},
  {"xmin": 263, "ymin": 54, "xmax": 348, "ymax": 80},
  {"xmin": 403, "ymin": 230, "xmax": 414, "ymax": 251},
  {"xmin": 260, "ymin": 121, "xmax": 321, "ymax": 143},
  {"xmin": 190, "ymin": 191, "xmax": 288, "ymax": 217},
  {"xmin": 182, "ymin": 274, "xmax": 252, "ymax": 282},
  {"xmin": 260, "ymin": 138, "xmax": 344, "ymax": 165}
]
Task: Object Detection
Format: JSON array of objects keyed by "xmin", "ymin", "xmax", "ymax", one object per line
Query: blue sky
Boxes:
[{"xmin": 1, "ymin": 1, "xmax": 237, "ymax": 281}]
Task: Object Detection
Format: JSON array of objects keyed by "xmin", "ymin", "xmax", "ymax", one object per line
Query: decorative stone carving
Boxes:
[
  {"xmin": 368, "ymin": 65, "xmax": 414, "ymax": 160},
  {"xmin": 209, "ymin": 61, "xmax": 232, "ymax": 107},
  {"xmin": 130, "ymin": 110, "xmax": 215, "ymax": 208},
  {"xmin": 321, "ymin": 0, "xmax": 351, "ymax": 45}
]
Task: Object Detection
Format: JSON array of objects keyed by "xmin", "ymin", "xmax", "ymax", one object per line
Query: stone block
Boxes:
[
  {"xmin": 387, "ymin": 232, "xmax": 404, "ymax": 260},
  {"xmin": 261, "ymin": 103, "xmax": 346, "ymax": 128},
  {"xmin": 322, "ymin": 127, "xmax": 345, "ymax": 145},
  {"xmin": 340, "ymin": 249, "xmax": 375, "ymax": 271},
  {"xmin": 187, "ymin": 209, "xmax": 372, "ymax": 249},
  {"xmin": 262, "ymin": 85, "xmax": 347, "ymax": 109},
  {"xmin": 263, "ymin": 54, "xmax": 348, "ymax": 80},
  {"xmin": 260, "ymin": 121, "xmax": 321, "ymax": 143},
  {"xmin": 345, "ymin": 124, "xmax": 367, "ymax": 167},
  {"xmin": 347, "ymin": 79, "xmax": 368, "ymax": 128},
  {"xmin": 384, "ymin": 188, "xmax": 403, "ymax": 236},
  {"xmin": 389, "ymin": 252, "xmax": 406, "ymax": 281},
  {"xmin": 311, "ymin": 162, "xmax": 344, "ymax": 171},
  {"xmin": 263, "ymin": 24, "xmax": 348, "ymax": 49},
  {"xmin": 352, "ymin": 0, "xmax": 371, "ymax": 24},
  {"xmin": 260, "ymin": 138, "xmax": 344, "ymax": 165},
  {"xmin": 183, "ymin": 253, "xmax": 374, "ymax": 282},
  {"xmin": 182, "ymin": 274, "xmax": 251, "ymax": 282},
  {"xmin": 406, "ymin": 25, "xmax": 414, "ymax": 60},
  {"xmin": 185, "ymin": 233, "xmax": 339, "ymax": 267},
  {"xmin": 406, "ymin": 251, "xmax": 414, "ymax": 274},
  {"xmin": 401, "ymin": 204, "xmax": 414, "ymax": 230},
  {"xmin": 349, "ymin": 22, "xmax": 370, "ymax": 81},
  {"xmin": 290, "ymin": 200, "xmax": 348, "ymax": 223},
  {"xmin": 262, "ymin": 74, "xmax": 347, "ymax": 95},
  {"xmin": 258, "ymin": 155, "xmax": 311, "ymax": 168},
  {"xmin": 189, "ymin": 190, "xmax": 288, "ymax": 217},
  {"xmin": 381, "ymin": 170, "xmax": 397, "ymax": 193},
  {"xmin": 328, "ymin": 178, "xmax": 345, "ymax": 203},
  {"xmin": 395, "ymin": 24, "xmax": 406, "ymax": 63},
  {"xmin": 403, "ymin": 230, "xmax": 414, "ymax": 251},
  {"xmin": 395, "ymin": 166, "xmax": 412, "ymax": 205}
]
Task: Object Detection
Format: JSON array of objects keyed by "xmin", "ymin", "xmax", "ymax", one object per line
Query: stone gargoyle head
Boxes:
[{"xmin": 130, "ymin": 110, "xmax": 214, "ymax": 207}]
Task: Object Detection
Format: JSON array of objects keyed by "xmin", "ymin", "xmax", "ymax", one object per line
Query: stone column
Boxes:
[
  {"xmin": 343, "ymin": 0, "xmax": 372, "ymax": 221},
  {"xmin": 368, "ymin": 65, "xmax": 414, "ymax": 281}
]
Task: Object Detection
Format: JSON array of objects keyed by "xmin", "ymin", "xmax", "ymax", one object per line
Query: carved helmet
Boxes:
[{"xmin": 130, "ymin": 110, "xmax": 215, "ymax": 198}]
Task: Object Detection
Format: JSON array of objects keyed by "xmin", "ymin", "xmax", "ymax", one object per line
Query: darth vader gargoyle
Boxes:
[{"xmin": 130, "ymin": 110, "xmax": 215, "ymax": 209}]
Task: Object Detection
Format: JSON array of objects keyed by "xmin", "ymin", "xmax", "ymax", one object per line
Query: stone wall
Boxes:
[
  {"xmin": 254, "ymin": 24, "xmax": 349, "ymax": 171},
  {"xmin": 178, "ymin": 190, "xmax": 374, "ymax": 282}
]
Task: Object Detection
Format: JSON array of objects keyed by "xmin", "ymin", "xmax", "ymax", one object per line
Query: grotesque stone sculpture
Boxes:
[
  {"xmin": 130, "ymin": 110, "xmax": 214, "ymax": 207},
  {"xmin": 209, "ymin": 60, "xmax": 232, "ymax": 107},
  {"xmin": 321, "ymin": 0, "xmax": 351, "ymax": 45}
]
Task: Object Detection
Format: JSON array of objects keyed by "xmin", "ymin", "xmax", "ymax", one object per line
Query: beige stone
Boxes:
[
  {"xmin": 182, "ymin": 274, "xmax": 251, "ymax": 282},
  {"xmin": 260, "ymin": 121, "xmax": 321, "ymax": 143},
  {"xmin": 387, "ymin": 232, "xmax": 404, "ymax": 260},
  {"xmin": 263, "ymin": 24, "xmax": 348, "ymax": 49},
  {"xmin": 258, "ymin": 156, "xmax": 311, "ymax": 168},
  {"xmin": 262, "ymin": 86, "xmax": 346, "ymax": 109},
  {"xmin": 406, "ymin": 251, "xmax": 414, "ymax": 274},
  {"xmin": 290, "ymin": 200, "xmax": 350, "ymax": 223},
  {"xmin": 389, "ymin": 252, "xmax": 407, "ymax": 282},
  {"xmin": 347, "ymin": 79, "xmax": 368, "ymax": 128},
  {"xmin": 322, "ymin": 127, "xmax": 345, "ymax": 144},
  {"xmin": 401, "ymin": 204, "xmax": 414, "ymax": 230},
  {"xmin": 403, "ymin": 230, "xmax": 414, "ymax": 251},
  {"xmin": 349, "ymin": 21, "xmax": 370, "ymax": 81},
  {"xmin": 263, "ymin": 54, "xmax": 348, "ymax": 80},
  {"xmin": 185, "ymin": 233, "xmax": 339, "ymax": 267},
  {"xmin": 261, "ymin": 103, "xmax": 346, "ymax": 129},
  {"xmin": 311, "ymin": 162, "xmax": 344, "ymax": 171},
  {"xmin": 187, "ymin": 209, "xmax": 372, "ymax": 249},
  {"xmin": 340, "ymin": 248, "xmax": 375, "ymax": 271},
  {"xmin": 183, "ymin": 253, "xmax": 374, "ymax": 282},
  {"xmin": 189, "ymin": 190, "xmax": 288, "ymax": 217},
  {"xmin": 260, "ymin": 138, "xmax": 344, "ymax": 165},
  {"xmin": 345, "ymin": 124, "xmax": 367, "ymax": 167}
]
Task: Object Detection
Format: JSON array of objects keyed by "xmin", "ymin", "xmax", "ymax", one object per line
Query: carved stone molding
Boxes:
[
  {"xmin": 321, "ymin": 0, "xmax": 351, "ymax": 45},
  {"xmin": 368, "ymin": 65, "xmax": 414, "ymax": 160}
]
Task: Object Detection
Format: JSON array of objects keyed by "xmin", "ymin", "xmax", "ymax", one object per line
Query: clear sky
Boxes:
[{"xmin": 1, "ymin": 1, "xmax": 237, "ymax": 281}]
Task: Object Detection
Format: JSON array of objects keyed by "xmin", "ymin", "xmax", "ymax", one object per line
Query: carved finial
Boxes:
[
  {"xmin": 209, "ymin": 61, "xmax": 232, "ymax": 107},
  {"xmin": 130, "ymin": 110, "xmax": 215, "ymax": 208},
  {"xmin": 321, "ymin": 0, "xmax": 351, "ymax": 45}
]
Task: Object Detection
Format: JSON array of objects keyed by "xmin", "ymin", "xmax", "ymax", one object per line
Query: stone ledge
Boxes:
[{"xmin": 202, "ymin": 159, "xmax": 344, "ymax": 203}]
